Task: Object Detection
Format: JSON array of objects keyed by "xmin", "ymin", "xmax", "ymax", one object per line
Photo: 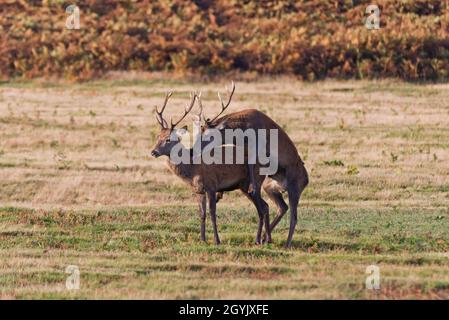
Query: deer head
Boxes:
[{"xmin": 151, "ymin": 91, "xmax": 196, "ymax": 158}]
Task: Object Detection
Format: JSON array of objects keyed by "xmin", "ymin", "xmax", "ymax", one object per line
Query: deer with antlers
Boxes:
[
  {"xmin": 150, "ymin": 91, "xmax": 272, "ymax": 245},
  {"xmin": 197, "ymin": 82, "xmax": 309, "ymax": 248}
]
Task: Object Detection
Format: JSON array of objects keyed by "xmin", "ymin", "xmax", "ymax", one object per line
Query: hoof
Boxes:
[
  {"xmin": 263, "ymin": 238, "xmax": 272, "ymax": 244},
  {"xmin": 262, "ymin": 233, "xmax": 272, "ymax": 243}
]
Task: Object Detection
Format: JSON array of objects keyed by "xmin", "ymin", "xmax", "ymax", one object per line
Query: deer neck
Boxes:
[{"xmin": 166, "ymin": 146, "xmax": 196, "ymax": 182}]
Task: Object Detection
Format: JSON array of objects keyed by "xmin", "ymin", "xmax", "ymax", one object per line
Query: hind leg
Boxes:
[
  {"xmin": 253, "ymin": 172, "xmax": 271, "ymax": 244},
  {"xmin": 253, "ymin": 194, "xmax": 265, "ymax": 245},
  {"xmin": 243, "ymin": 193, "xmax": 266, "ymax": 244},
  {"xmin": 266, "ymin": 188, "xmax": 288, "ymax": 233},
  {"xmin": 260, "ymin": 197, "xmax": 271, "ymax": 244},
  {"xmin": 242, "ymin": 187, "xmax": 270, "ymax": 244},
  {"xmin": 215, "ymin": 192, "xmax": 223, "ymax": 203},
  {"xmin": 247, "ymin": 164, "xmax": 256, "ymax": 195},
  {"xmin": 285, "ymin": 165, "xmax": 308, "ymax": 248},
  {"xmin": 286, "ymin": 182, "xmax": 299, "ymax": 248},
  {"xmin": 249, "ymin": 167, "xmax": 270, "ymax": 244},
  {"xmin": 262, "ymin": 185, "xmax": 288, "ymax": 242}
]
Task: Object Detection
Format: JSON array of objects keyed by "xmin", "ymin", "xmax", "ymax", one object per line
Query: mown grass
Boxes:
[{"xmin": 0, "ymin": 78, "xmax": 448, "ymax": 299}]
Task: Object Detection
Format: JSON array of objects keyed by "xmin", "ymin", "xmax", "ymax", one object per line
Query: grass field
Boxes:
[{"xmin": 0, "ymin": 76, "xmax": 448, "ymax": 299}]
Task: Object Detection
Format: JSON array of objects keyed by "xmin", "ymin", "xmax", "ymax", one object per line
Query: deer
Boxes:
[
  {"xmin": 197, "ymin": 82, "xmax": 309, "ymax": 248},
  {"xmin": 150, "ymin": 91, "xmax": 272, "ymax": 245}
]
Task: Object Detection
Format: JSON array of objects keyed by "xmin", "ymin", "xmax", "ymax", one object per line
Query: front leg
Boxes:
[
  {"xmin": 197, "ymin": 193, "xmax": 207, "ymax": 242},
  {"xmin": 207, "ymin": 191, "xmax": 221, "ymax": 245}
]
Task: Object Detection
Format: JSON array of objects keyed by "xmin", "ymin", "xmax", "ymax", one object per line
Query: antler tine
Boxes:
[
  {"xmin": 170, "ymin": 91, "xmax": 197, "ymax": 128},
  {"xmin": 196, "ymin": 91, "xmax": 205, "ymax": 122},
  {"xmin": 208, "ymin": 81, "xmax": 235, "ymax": 124},
  {"xmin": 155, "ymin": 91, "xmax": 172, "ymax": 128},
  {"xmin": 155, "ymin": 112, "xmax": 166, "ymax": 128}
]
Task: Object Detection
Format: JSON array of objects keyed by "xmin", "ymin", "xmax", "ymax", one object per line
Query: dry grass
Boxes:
[{"xmin": 0, "ymin": 77, "xmax": 448, "ymax": 299}]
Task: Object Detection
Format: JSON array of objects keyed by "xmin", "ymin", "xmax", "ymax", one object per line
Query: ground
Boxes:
[{"xmin": 0, "ymin": 77, "xmax": 448, "ymax": 299}]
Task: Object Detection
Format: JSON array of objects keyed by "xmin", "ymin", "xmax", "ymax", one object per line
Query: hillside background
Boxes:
[{"xmin": 1, "ymin": 0, "xmax": 449, "ymax": 81}]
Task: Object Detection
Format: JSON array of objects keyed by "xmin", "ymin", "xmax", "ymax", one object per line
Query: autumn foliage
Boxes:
[{"xmin": 1, "ymin": 0, "xmax": 448, "ymax": 81}]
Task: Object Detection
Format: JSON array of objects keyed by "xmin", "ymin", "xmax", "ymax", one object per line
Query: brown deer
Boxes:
[
  {"xmin": 198, "ymin": 82, "xmax": 309, "ymax": 248},
  {"xmin": 150, "ymin": 91, "xmax": 272, "ymax": 245}
]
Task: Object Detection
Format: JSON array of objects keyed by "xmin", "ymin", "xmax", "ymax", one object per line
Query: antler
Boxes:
[
  {"xmin": 196, "ymin": 91, "xmax": 205, "ymax": 122},
  {"xmin": 170, "ymin": 91, "xmax": 197, "ymax": 129},
  {"xmin": 155, "ymin": 91, "xmax": 172, "ymax": 128},
  {"xmin": 207, "ymin": 81, "xmax": 235, "ymax": 124}
]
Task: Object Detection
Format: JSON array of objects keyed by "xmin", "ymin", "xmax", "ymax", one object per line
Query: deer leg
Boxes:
[
  {"xmin": 268, "ymin": 190, "xmax": 289, "ymax": 232},
  {"xmin": 254, "ymin": 192, "xmax": 265, "ymax": 244},
  {"xmin": 248, "ymin": 164, "xmax": 256, "ymax": 195},
  {"xmin": 284, "ymin": 165, "xmax": 308, "ymax": 248},
  {"xmin": 254, "ymin": 196, "xmax": 267, "ymax": 245},
  {"xmin": 207, "ymin": 191, "xmax": 221, "ymax": 245},
  {"xmin": 262, "ymin": 187, "xmax": 288, "ymax": 241},
  {"xmin": 243, "ymin": 185, "xmax": 269, "ymax": 245},
  {"xmin": 261, "ymin": 198, "xmax": 272, "ymax": 244},
  {"xmin": 243, "ymin": 193, "xmax": 264, "ymax": 245},
  {"xmin": 285, "ymin": 182, "xmax": 300, "ymax": 248},
  {"xmin": 253, "ymin": 167, "xmax": 270, "ymax": 244},
  {"xmin": 215, "ymin": 192, "xmax": 223, "ymax": 203},
  {"xmin": 197, "ymin": 193, "xmax": 207, "ymax": 242}
]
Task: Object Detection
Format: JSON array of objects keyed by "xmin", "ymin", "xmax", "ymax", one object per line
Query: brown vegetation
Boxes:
[{"xmin": 1, "ymin": 0, "xmax": 449, "ymax": 81}]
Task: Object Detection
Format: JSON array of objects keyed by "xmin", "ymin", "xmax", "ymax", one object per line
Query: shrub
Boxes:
[{"xmin": 1, "ymin": 0, "xmax": 448, "ymax": 81}]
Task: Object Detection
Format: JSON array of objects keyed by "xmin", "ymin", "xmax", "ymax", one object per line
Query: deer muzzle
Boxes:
[{"xmin": 151, "ymin": 150, "xmax": 160, "ymax": 158}]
